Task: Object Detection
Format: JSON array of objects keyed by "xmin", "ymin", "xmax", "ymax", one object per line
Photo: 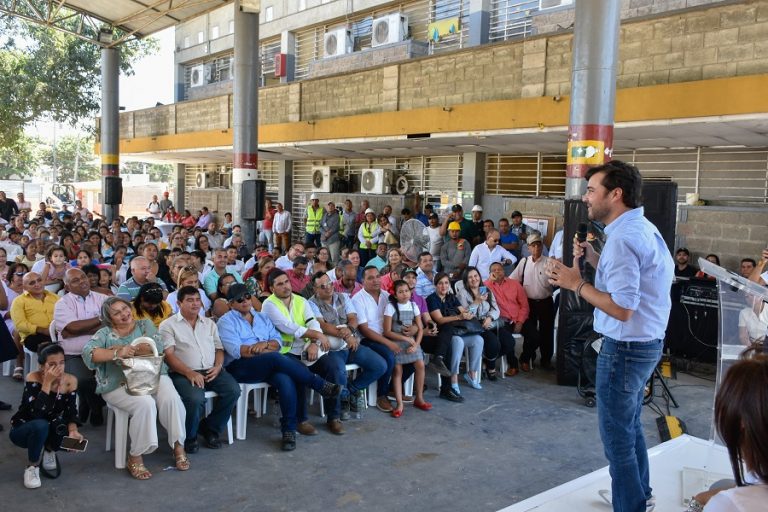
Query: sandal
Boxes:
[
  {"xmin": 413, "ymin": 400, "xmax": 433, "ymax": 411},
  {"xmin": 127, "ymin": 460, "xmax": 152, "ymax": 480},
  {"xmin": 12, "ymin": 367, "xmax": 23, "ymax": 381},
  {"xmin": 174, "ymin": 453, "xmax": 190, "ymax": 471}
]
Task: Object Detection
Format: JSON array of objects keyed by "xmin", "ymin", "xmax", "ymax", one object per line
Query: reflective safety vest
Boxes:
[
  {"xmin": 360, "ymin": 222, "xmax": 378, "ymax": 250},
  {"xmin": 305, "ymin": 206, "xmax": 323, "ymax": 234},
  {"xmin": 265, "ymin": 294, "xmax": 310, "ymax": 354}
]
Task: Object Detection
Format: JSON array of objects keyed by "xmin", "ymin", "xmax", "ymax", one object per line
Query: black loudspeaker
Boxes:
[
  {"xmin": 241, "ymin": 179, "xmax": 266, "ymax": 220},
  {"xmin": 642, "ymin": 181, "xmax": 678, "ymax": 254},
  {"xmin": 103, "ymin": 176, "xmax": 123, "ymax": 205}
]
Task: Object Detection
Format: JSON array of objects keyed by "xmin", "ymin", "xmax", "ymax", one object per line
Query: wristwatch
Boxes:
[{"xmin": 686, "ymin": 498, "xmax": 704, "ymax": 512}]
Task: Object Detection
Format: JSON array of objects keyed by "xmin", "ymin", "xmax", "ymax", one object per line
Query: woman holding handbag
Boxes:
[
  {"xmin": 82, "ymin": 296, "xmax": 188, "ymax": 481},
  {"xmin": 426, "ymin": 272, "xmax": 484, "ymax": 398},
  {"xmin": 454, "ymin": 267, "xmax": 517, "ymax": 381}
]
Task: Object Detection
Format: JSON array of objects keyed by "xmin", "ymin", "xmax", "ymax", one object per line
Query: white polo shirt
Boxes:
[{"xmin": 351, "ymin": 288, "xmax": 389, "ymax": 335}]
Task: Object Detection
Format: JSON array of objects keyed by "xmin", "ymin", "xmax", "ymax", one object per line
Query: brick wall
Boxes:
[
  {"xmin": 677, "ymin": 205, "xmax": 768, "ymax": 270},
  {"xmin": 118, "ymin": 0, "xmax": 768, "ymax": 137}
]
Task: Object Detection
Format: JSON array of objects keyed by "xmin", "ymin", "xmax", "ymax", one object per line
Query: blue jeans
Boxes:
[
  {"xmin": 304, "ymin": 232, "xmax": 321, "ymax": 249},
  {"xmin": 9, "ymin": 419, "xmax": 58, "ymax": 464},
  {"xmin": 361, "ymin": 339, "xmax": 395, "ymax": 398},
  {"xmin": 300, "ymin": 352, "xmax": 347, "ymax": 422},
  {"xmin": 344, "ymin": 345, "xmax": 387, "ymax": 395},
  {"xmin": 226, "ymin": 352, "xmax": 328, "ymax": 433},
  {"xmin": 597, "ymin": 337, "xmax": 663, "ymax": 512},
  {"xmin": 169, "ymin": 369, "xmax": 241, "ymax": 438}
]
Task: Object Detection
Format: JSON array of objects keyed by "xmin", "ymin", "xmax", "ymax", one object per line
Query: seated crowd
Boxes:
[{"xmin": 0, "ymin": 194, "xmax": 752, "ymax": 492}]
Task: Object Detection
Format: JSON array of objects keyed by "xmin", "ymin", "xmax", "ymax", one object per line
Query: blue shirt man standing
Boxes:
[{"xmin": 548, "ymin": 161, "xmax": 673, "ymax": 512}]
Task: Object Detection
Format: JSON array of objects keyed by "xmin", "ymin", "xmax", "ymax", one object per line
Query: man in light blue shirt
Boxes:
[
  {"xmin": 548, "ymin": 161, "xmax": 673, "ymax": 512},
  {"xmin": 415, "ymin": 252, "xmax": 437, "ymax": 298}
]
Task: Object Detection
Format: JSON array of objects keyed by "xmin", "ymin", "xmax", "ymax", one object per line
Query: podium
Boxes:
[{"xmin": 500, "ymin": 259, "xmax": 767, "ymax": 511}]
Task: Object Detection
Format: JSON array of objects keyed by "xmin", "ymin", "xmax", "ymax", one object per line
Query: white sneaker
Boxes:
[
  {"xmin": 598, "ymin": 490, "xmax": 655, "ymax": 511},
  {"xmin": 42, "ymin": 450, "xmax": 57, "ymax": 471},
  {"xmin": 24, "ymin": 466, "xmax": 41, "ymax": 489}
]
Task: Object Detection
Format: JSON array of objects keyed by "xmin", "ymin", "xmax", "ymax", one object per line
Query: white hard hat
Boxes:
[
  {"xmin": 364, "ymin": 208, "xmax": 375, "ymax": 215},
  {"xmin": 309, "ymin": 193, "xmax": 318, "ymax": 201},
  {"xmin": 471, "ymin": 205, "xmax": 483, "ymax": 212}
]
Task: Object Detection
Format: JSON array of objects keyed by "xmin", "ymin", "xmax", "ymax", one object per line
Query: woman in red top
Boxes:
[
  {"xmin": 180, "ymin": 209, "xmax": 196, "ymax": 229},
  {"xmin": 260, "ymin": 199, "xmax": 276, "ymax": 251}
]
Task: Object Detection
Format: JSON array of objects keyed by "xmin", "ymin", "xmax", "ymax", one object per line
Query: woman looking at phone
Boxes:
[{"xmin": 9, "ymin": 343, "xmax": 84, "ymax": 489}]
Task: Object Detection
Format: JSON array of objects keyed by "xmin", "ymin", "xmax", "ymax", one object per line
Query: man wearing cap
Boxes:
[
  {"xmin": 440, "ymin": 221, "xmax": 472, "ymax": 281},
  {"xmin": 439, "ymin": 204, "xmax": 474, "ymax": 242},
  {"xmin": 159, "ymin": 192, "xmax": 173, "ymax": 216},
  {"xmin": 469, "ymin": 229, "xmax": 518, "ymax": 281},
  {"xmin": 305, "ymin": 194, "xmax": 323, "ymax": 249},
  {"xmin": 674, "ymin": 248, "xmax": 697, "ymax": 278},
  {"xmin": 469, "ymin": 205, "xmax": 485, "ymax": 247},
  {"xmin": 273, "ymin": 202, "xmax": 292, "ymax": 252},
  {"xmin": 357, "ymin": 208, "xmax": 380, "ymax": 266},
  {"xmin": 509, "ymin": 233, "xmax": 555, "ymax": 371},
  {"xmin": 320, "ymin": 201, "xmax": 341, "ymax": 264}
]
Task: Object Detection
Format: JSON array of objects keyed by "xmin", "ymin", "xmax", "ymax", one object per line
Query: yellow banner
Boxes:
[{"xmin": 427, "ymin": 17, "xmax": 460, "ymax": 42}]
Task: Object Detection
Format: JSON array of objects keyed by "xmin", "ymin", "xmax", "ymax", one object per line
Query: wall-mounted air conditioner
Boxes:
[
  {"xmin": 311, "ymin": 166, "xmax": 332, "ymax": 193},
  {"xmin": 195, "ymin": 171, "xmax": 215, "ymax": 188},
  {"xmin": 372, "ymin": 14, "xmax": 409, "ymax": 47},
  {"xmin": 539, "ymin": 0, "xmax": 574, "ymax": 10},
  {"xmin": 190, "ymin": 64, "xmax": 205, "ymax": 87},
  {"xmin": 324, "ymin": 28, "xmax": 353, "ymax": 58},
  {"xmin": 361, "ymin": 168, "xmax": 393, "ymax": 195}
]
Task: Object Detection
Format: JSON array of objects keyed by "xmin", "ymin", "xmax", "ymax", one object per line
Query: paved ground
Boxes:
[{"xmin": 0, "ymin": 363, "xmax": 716, "ymax": 512}]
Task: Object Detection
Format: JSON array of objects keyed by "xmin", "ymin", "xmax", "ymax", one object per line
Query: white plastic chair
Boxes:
[
  {"xmin": 106, "ymin": 404, "xmax": 130, "ymax": 469},
  {"xmin": 203, "ymin": 390, "xmax": 234, "ymax": 445},
  {"xmin": 310, "ymin": 363, "xmax": 365, "ymax": 418},
  {"xmin": 2, "ymin": 359, "xmax": 11, "ymax": 376},
  {"xmin": 23, "ymin": 346, "xmax": 38, "ymax": 377},
  {"xmin": 235, "ymin": 382, "xmax": 269, "ymax": 441}
]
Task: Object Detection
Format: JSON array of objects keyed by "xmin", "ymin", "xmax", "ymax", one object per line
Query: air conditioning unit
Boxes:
[
  {"xmin": 372, "ymin": 14, "xmax": 409, "ymax": 48},
  {"xmin": 360, "ymin": 168, "xmax": 393, "ymax": 195},
  {"xmin": 190, "ymin": 64, "xmax": 205, "ymax": 87},
  {"xmin": 220, "ymin": 172, "xmax": 233, "ymax": 189},
  {"xmin": 539, "ymin": 0, "xmax": 574, "ymax": 10},
  {"xmin": 324, "ymin": 28, "xmax": 353, "ymax": 58},
  {"xmin": 195, "ymin": 171, "xmax": 214, "ymax": 188},
  {"xmin": 311, "ymin": 166, "xmax": 332, "ymax": 193}
]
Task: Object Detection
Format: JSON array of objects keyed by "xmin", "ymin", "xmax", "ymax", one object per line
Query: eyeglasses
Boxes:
[
  {"xmin": 233, "ymin": 294, "xmax": 252, "ymax": 303},
  {"xmin": 13, "ymin": 272, "xmax": 25, "ymax": 276},
  {"xmin": 315, "ymin": 283, "xmax": 333, "ymax": 289}
]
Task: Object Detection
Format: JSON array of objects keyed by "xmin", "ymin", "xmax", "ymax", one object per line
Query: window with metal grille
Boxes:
[
  {"xmin": 428, "ymin": 0, "xmax": 470, "ymax": 54},
  {"xmin": 488, "ymin": 0, "xmax": 538, "ymax": 43},
  {"xmin": 260, "ymin": 38, "xmax": 282, "ymax": 86},
  {"xmin": 486, "ymin": 153, "xmax": 565, "ymax": 197}
]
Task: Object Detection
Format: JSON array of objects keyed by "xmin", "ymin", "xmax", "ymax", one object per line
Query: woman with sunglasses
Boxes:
[
  {"xmin": 3, "ymin": 262, "xmax": 28, "ymax": 381},
  {"xmin": 210, "ymin": 273, "xmax": 237, "ymax": 320},
  {"xmin": 131, "ymin": 282, "xmax": 173, "ymax": 328}
]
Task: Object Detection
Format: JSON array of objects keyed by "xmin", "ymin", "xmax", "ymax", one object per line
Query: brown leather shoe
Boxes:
[
  {"xmin": 376, "ymin": 396, "xmax": 393, "ymax": 412},
  {"xmin": 327, "ymin": 419, "xmax": 345, "ymax": 435},
  {"xmin": 520, "ymin": 362, "xmax": 531, "ymax": 372},
  {"xmin": 297, "ymin": 421, "xmax": 317, "ymax": 436},
  {"xmin": 505, "ymin": 367, "xmax": 519, "ymax": 377}
]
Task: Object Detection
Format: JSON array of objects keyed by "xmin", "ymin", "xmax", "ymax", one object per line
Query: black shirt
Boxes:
[
  {"xmin": 674, "ymin": 264, "xmax": 697, "ymax": 278},
  {"xmin": 0, "ymin": 198, "xmax": 19, "ymax": 221}
]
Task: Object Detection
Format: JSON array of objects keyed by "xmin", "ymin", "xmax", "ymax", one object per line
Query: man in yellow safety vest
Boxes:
[{"xmin": 305, "ymin": 193, "xmax": 324, "ymax": 249}]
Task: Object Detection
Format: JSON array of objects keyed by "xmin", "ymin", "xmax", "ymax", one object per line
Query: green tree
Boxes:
[
  {"xmin": 0, "ymin": 8, "xmax": 158, "ymax": 148},
  {"xmin": 122, "ymin": 161, "xmax": 173, "ymax": 182},
  {"xmin": 41, "ymin": 134, "xmax": 100, "ymax": 183},
  {"xmin": 0, "ymin": 134, "xmax": 44, "ymax": 179}
]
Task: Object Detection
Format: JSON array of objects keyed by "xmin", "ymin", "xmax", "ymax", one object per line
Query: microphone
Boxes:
[{"xmin": 576, "ymin": 223, "xmax": 588, "ymax": 274}]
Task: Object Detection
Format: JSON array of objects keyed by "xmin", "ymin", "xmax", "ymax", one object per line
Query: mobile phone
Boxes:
[
  {"xmin": 479, "ymin": 286, "xmax": 487, "ymax": 295},
  {"xmin": 61, "ymin": 436, "xmax": 88, "ymax": 452}
]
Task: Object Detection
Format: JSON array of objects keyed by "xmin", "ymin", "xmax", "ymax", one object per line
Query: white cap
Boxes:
[
  {"xmin": 364, "ymin": 208, "xmax": 375, "ymax": 215},
  {"xmin": 471, "ymin": 205, "xmax": 483, "ymax": 212},
  {"xmin": 309, "ymin": 193, "xmax": 318, "ymax": 201}
]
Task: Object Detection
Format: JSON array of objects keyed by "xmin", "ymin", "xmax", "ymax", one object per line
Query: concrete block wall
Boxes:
[
  {"xmin": 677, "ymin": 205, "xmax": 768, "ymax": 270},
  {"xmin": 133, "ymin": 106, "xmax": 175, "ymax": 138},
  {"xmin": 187, "ymin": 188, "xmax": 232, "ymax": 217},
  {"xmin": 307, "ymin": 40, "xmax": 429, "ymax": 79},
  {"xmin": 176, "ymin": 96, "xmax": 229, "ymax": 134},
  {"xmin": 301, "ymin": 68, "xmax": 385, "ymax": 119}
]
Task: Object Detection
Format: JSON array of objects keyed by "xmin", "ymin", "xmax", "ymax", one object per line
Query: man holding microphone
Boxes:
[{"xmin": 547, "ymin": 161, "xmax": 673, "ymax": 512}]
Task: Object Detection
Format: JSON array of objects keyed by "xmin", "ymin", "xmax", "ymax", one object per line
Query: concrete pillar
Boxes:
[
  {"xmin": 565, "ymin": 0, "xmax": 621, "ymax": 198},
  {"xmin": 100, "ymin": 48, "xmax": 121, "ymax": 223},
  {"xmin": 468, "ymin": 0, "xmax": 491, "ymax": 47},
  {"xmin": 461, "ymin": 152, "xmax": 486, "ymax": 212},
  {"xmin": 277, "ymin": 160, "xmax": 294, "ymax": 211},
  {"xmin": 232, "ymin": 0, "xmax": 260, "ymax": 249},
  {"xmin": 174, "ymin": 163, "xmax": 186, "ymax": 213},
  {"xmin": 280, "ymin": 30, "xmax": 296, "ymax": 83}
]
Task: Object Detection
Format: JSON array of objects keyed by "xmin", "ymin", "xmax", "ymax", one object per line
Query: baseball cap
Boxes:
[
  {"xmin": 510, "ymin": 210, "xmax": 522, "ymax": 218},
  {"xmin": 448, "ymin": 221, "xmax": 461, "ymax": 231},
  {"xmin": 226, "ymin": 283, "xmax": 250, "ymax": 302},
  {"xmin": 471, "ymin": 205, "xmax": 483, "ymax": 212},
  {"xmin": 402, "ymin": 267, "xmax": 417, "ymax": 277},
  {"xmin": 527, "ymin": 233, "xmax": 543, "ymax": 245},
  {"xmin": 451, "ymin": 204, "xmax": 463, "ymax": 212}
]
